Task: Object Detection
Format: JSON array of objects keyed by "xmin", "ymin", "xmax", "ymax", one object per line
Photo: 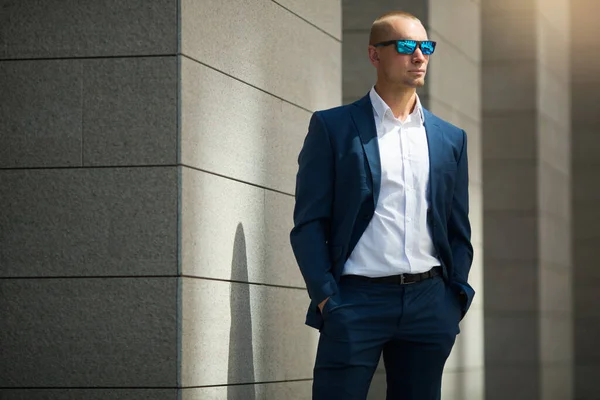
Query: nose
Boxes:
[{"xmin": 412, "ymin": 47, "xmax": 426, "ymax": 63}]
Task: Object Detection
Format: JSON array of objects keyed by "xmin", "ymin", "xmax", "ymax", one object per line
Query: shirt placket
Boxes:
[{"xmin": 401, "ymin": 121, "xmax": 416, "ymax": 271}]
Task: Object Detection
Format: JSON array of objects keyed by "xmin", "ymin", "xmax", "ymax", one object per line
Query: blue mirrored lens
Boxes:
[
  {"xmin": 421, "ymin": 41, "xmax": 435, "ymax": 55},
  {"xmin": 397, "ymin": 40, "xmax": 417, "ymax": 54}
]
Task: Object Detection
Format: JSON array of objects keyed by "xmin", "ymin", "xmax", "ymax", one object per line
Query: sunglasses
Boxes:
[{"xmin": 373, "ymin": 40, "xmax": 437, "ymax": 55}]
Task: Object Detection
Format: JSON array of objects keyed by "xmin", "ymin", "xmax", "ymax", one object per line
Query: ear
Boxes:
[{"xmin": 368, "ymin": 46, "xmax": 379, "ymax": 67}]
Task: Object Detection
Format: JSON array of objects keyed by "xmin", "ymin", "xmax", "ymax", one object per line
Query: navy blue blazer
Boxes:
[{"xmin": 290, "ymin": 93, "xmax": 475, "ymax": 330}]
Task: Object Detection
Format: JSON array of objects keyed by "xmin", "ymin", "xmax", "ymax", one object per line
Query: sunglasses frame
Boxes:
[{"xmin": 373, "ymin": 40, "xmax": 437, "ymax": 55}]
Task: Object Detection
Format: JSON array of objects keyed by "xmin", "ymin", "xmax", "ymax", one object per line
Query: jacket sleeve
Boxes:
[
  {"xmin": 289, "ymin": 112, "xmax": 337, "ymax": 305},
  {"xmin": 448, "ymin": 130, "xmax": 475, "ymax": 314}
]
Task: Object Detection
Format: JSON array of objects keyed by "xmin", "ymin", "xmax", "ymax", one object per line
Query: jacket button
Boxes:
[{"xmin": 363, "ymin": 213, "xmax": 371, "ymax": 220}]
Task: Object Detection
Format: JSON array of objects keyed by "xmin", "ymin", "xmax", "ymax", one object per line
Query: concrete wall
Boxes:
[
  {"xmin": 482, "ymin": 0, "xmax": 573, "ymax": 399},
  {"xmin": 571, "ymin": 0, "xmax": 600, "ymax": 399},
  {"xmin": 427, "ymin": 0, "xmax": 485, "ymax": 399},
  {"xmin": 537, "ymin": 1, "xmax": 573, "ymax": 398},
  {"xmin": 178, "ymin": 0, "xmax": 341, "ymax": 396},
  {"xmin": 342, "ymin": 1, "xmax": 484, "ymax": 398},
  {"xmin": 1, "ymin": 0, "xmax": 342, "ymax": 398},
  {"xmin": 0, "ymin": 1, "xmax": 179, "ymax": 399}
]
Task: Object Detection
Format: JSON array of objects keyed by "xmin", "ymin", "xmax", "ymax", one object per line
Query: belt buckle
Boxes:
[{"xmin": 400, "ymin": 274, "xmax": 415, "ymax": 285}]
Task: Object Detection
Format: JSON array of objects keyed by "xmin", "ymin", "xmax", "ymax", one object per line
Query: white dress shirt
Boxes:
[{"xmin": 343, "ymin": 87, "xmax": 440, "ymax": 277}]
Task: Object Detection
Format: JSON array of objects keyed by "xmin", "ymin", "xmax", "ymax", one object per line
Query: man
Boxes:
[{"xmin": 290, "ymin": 10, "xmax": 475, "ymax": 400}]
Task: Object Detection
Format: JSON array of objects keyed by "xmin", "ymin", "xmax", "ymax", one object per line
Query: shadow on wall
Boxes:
[{"xmin": 227, "ymin": 223, "xmax": 256, "ymax": 400}]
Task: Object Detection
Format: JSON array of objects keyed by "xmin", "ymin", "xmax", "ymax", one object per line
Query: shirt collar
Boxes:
[{"xmin": 369, "ymin": 86, "xmax": 425, "ymax": 126}]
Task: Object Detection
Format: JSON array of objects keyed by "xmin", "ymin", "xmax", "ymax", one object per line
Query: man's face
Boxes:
[{"xmin": 370, "ymin": 17, "xmax": 430, "ymax": 89}]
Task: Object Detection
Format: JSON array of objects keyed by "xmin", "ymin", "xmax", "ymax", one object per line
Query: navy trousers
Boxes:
[{"xmin": 313, "ymin": 273, "xmax": 462, "ymax": 400}]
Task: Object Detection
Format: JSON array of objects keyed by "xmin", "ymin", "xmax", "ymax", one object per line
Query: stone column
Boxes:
[
  {"xmin": 342, "ymin": 1, "xmax": 485, "ymax": 398},
  {"xmin": 571, "ymin": 0, "xmax": 600, "ymax": 398},
  {"xmin": 178, "ymin": 0, "xmax": 341, "ymax": 398},
  {"xmin": 482, "ymin": 0, "xmax": 573, "ymax": 398},
  {"xmin": 427, "ymin": 0, "xmax": 485, "ymax": 398},
  {"xmin": 0, "ymin": 1, "xmax": 342, "ymax": 399},
  {"xmin": 0, "ymin": 1, "xmax": 180, "ymax": 399}
]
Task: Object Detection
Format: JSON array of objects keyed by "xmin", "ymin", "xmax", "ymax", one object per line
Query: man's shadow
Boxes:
[{"xmin": 227, "ymin": 223, "xmax": 256, "ymax": 400}]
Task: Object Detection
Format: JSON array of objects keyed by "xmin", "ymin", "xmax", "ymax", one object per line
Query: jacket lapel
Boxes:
[
  {"xmin": 350, "ymin": 94, "xmax": 381, "ymax": 207},
  {"xmin": 423, "ymin": 108, "xmax": 443, "ymax": 202}
]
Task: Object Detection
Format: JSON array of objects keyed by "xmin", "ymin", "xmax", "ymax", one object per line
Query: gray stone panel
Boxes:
[
  {"xmin": 538, "ymin": 67, "xmax": 570, "ymax": 127},
  {"xmin": 481, "ymin": 161, "xmax": 536, "ymax": 211},
  {"xmin": 572, "ymin": 207, "xmax": 600, "ymax": 241},
  {"xmin": 539, "ymin": 214, "xmax": 571, "ymax": 268},
  {"xmin": 0, "ymin": 0, "xmax": 177, "ymax": 59},
  {"xmin": 181, "ymin": 168, "xmax": 304, "ymax": 288},
  {"xmin": 575, "ymin": 365, "xmax": 600, "ymax": 400},
  {"xmin": 342, "ymin": 0, "xmax": 428, "ymax": 30},
  {"xmin": 572, "ymin": 82, "xmax": 600, "ymax": 128},
  {"xmin": 483, "ymin": 64, "xmax": 536, "ymax": 112},
  {"xmin": 482, "ymin": 113, "xmax": 536, "ymax": 160},
  {"xmin": 538, "ymin": 17, "xmax": 569, "ymax": 85},
  {"xmin": 574, "ymin": 279, "xmax": 600, "ymax": 318},
  {"xmin": 367, "ymin": 368, "xmax": 386, "ymax": 399},
  {"xmin": 0, "ymin": 389, "xmax": 177, "ymax": 400},
  {"xmin": 469, "ymin": 186, "xmax": 484, "ymax": 248},
  {"xmin": 572, "ymin": 97, "xmax": 600, "ymax": 127},
  {"xmin": 541, "ymin": 365, "xmax": 573, "ymax": 400},
  {"xmin": 264, "ymin": 191, "xmax": 303, "ymax": 286},
  {"xmin": 573, "ymin": 242, "xmax": 600, "ymax": 280},
  {"xmin": 181, "ymin": 381, "xmax": 312, "ymax": 399},
  {"xmin": 424, "ymin": 34, "xmax": 480, "ymax": 120},
  {"xmin": 539, "ymin": 267, "xmax": 572, "ymax": 313},
  {"xmin": 342, "ymin": 31, "xmax": 375, "ymax": 103},
  {"xmin": 483, "ymin": 263, "xmax": 537, "ymax": 312},
  {"xmin": 0, "ymin": 167, "xmax": 177, "ymax": 277},
  {"xmin": 274, "ymin": 0, "xmax": 342, "ymax": 40},
  {"xmin": 571, "ymin": 58, "xmax": 600, "ymax": 84},
  {"xmin": 571, "ymin": 1, "xmax": 600, "ymax": 86},
  {"xmin": 485, "ymin": 314, "xmax": 539, "ymax": 364},
  {"xmin": 572, "ymin": 131, "xmax": 600, "ymax": 163},
  {"xmin": 482, "ymin": 13, "xmax": 536, "ymax": 62},
  {"xmin": 539, "ymin": 0, "xmax": 570, "ymax": 29},
  {"xmin": 481, "ymin": 0, "xmax": 536, "ymax": 15},
  {"xmin": 575, "ymin": 318, "xmax": 600, "ymax": 363},
  {"xmin": 0, "ymin": 277, "xmax": 177, "ymax": 387},
  {"xmin": 540, "ymin": 315, "xmax": 573, "ymax": 364},
  {"xmin": 539, "ymin": 164, "xmax": 570, "ymax": 222},
  {"xmin": 180, "ymin": 57, "xmax": 309, "ymax": 194},
  {"xmin": 483, "ymin": 212, "xmax": 537, "ymax": 262},
  {"xmin": 485, "ymin": 367, "xmax": 539, "ymax": 400},
  {"xmin": 429, "ymin": 0, "xmax": 480, "ymax": 63},
  {"xmin": 573, "ymin": 168, "xmax": 600, "ymax": 205},
  {"xmin": 180, "ymin": 278, "xmax": 318, "ymax": 387},
  {"xmin": 539, "ymin": 118, "xmax": 570, "ymax": 175},
  {"xmin": 82, "ymin": 57, "xmax": 177, "ymax": 166},
  {"xmin": 468, "ymin": 243, "xmax": 484, "ymax": 306},
  {"xmin": 181, "ymin": 0, "xmax": 341, "ymax": 111},
  {"xmin": 0, "ymin": 60, "xmax": 82, "ymax": 168},
  {"xmin": 442, "ymin": 369, "xmax": 484, "ymax": 400},
  {"xmin": 446, "ymin": 308, "xmax": 485, "ymax": 369},
  {"xmin": 427, "ymin": 98, "xmax": 481, "ymax": 181}
]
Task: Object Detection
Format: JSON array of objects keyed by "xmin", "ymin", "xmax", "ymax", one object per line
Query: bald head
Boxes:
[{"xmin": 369, "ymin": 11, "xmax": 422, "ymax": 45}]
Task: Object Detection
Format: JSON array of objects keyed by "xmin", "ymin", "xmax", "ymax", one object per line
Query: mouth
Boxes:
[{"xmin": 409, "ymin": 70, "xmax": 426, "ymax": 74}]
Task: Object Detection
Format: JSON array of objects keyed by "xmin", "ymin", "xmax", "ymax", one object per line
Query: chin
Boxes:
[{"xmin": 403, "ymin": 79, "xmax": 425, "ymax": 88}]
